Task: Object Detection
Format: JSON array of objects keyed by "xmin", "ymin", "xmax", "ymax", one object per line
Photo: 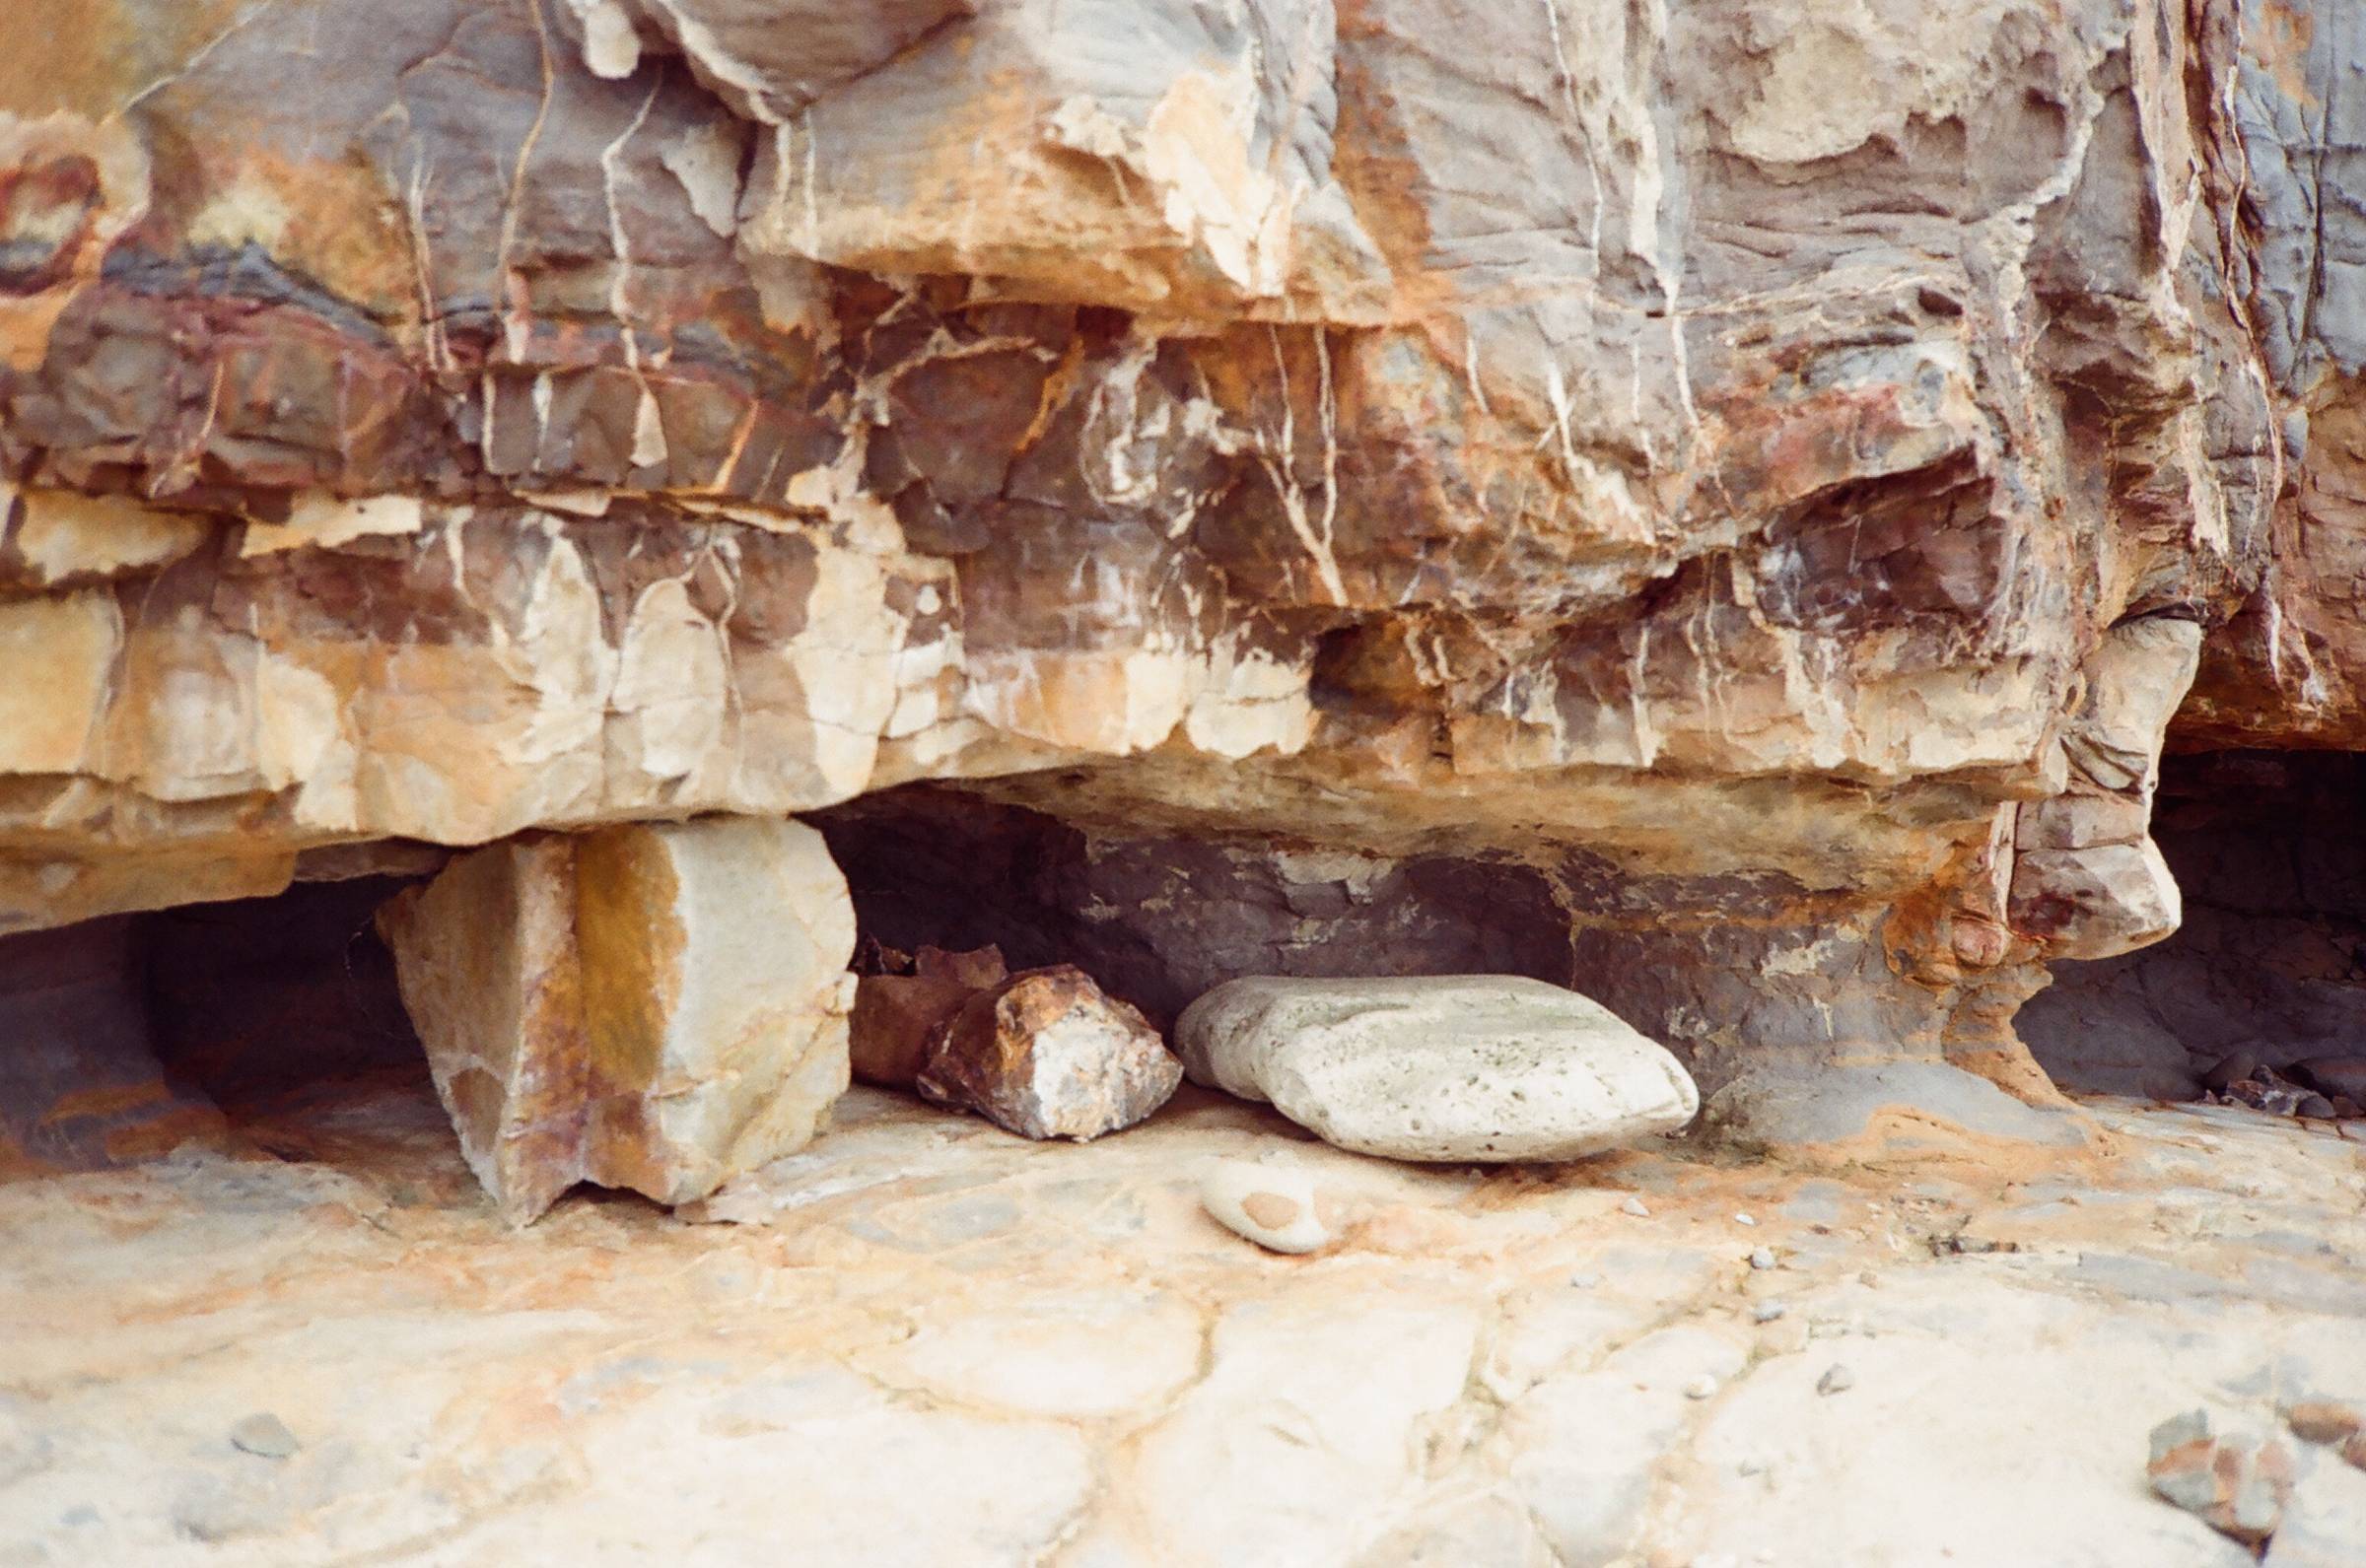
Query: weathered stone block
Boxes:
[
  {"xmin": 1176, "ymin": 976, "xmax": 1698, "ymax": 1163},
  {"xmin": 380, "ymin": 816, "xmax": 856, "ymax": 1222},
  {"xmin": 376, "ymin": 837, "xmax": 589, "ymax": 1223},
  {"xmin": 917, "ymin": 966, "xmax": 1180, "ymax": 1141},
  {"xmin": 575, "ymin": 815, "xmax": 859, "ymax": 1204}
]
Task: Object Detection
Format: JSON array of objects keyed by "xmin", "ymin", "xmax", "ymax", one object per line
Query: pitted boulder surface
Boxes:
[{"xmin": 1176, "ymin": 975, "xmax": 1698, "ymax": 1163}]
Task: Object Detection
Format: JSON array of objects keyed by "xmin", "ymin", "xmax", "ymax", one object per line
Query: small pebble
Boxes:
[
  {"xmin": 1816, "ymin": 1364, "xmax": 1854, "ymax": 1397},
  {"xmin": 1735, "ymin": 1212, "xmax": 1757, "ymax": 1227},
  {"xmin": 229, "ymin": 1412, "xmax": 299, "ymax": 1460},
  {"xmin": 2285, "ymin": 1399, "xmax": 2364, "ymax": 1446},
  {"xmin": 1748, "ymin": 1247, "xmax": 1776, "ymax": 1270},
  {"xmin": 1200, "ymin": 1159, "xmax": 1328, "ymax": 1255},
  {"xmin": 1621, "ymin": 1195, "xmax": 1650, "ymax": 1218},
  {"xmin": 1753, "ymin": 1301, "xmax": 1787, "ymax": 1324},
  {"xmin": 1570, "ymin": 1270, "xmax": 1605, "ymax": 1289},
  {"xmin": 1684, "ymin": 1375, "xmax": 1718, "ymax": 1400}
]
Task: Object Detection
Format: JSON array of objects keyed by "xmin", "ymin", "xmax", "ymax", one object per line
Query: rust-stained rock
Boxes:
[
  {"xmin": 916, "ymin": 967, "xmax": 1180, "ymax": 1142},
  {"xmin": 2146, "ymin": 1410, "xmax": 2295, "ymax": 1547},
  {"xmin": 375, "ymin": 838, "xmax": 586, "ymax": 1222},
  {"xmin": 379, "ymin": 815, "xmax": 855, "ymax": 1222},
  {"xmin": 849, "ymin": 943, "xmax": 1007, "ymax": 1090}
]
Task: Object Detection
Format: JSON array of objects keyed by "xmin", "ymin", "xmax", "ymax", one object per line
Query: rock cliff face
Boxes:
[{"xmin": 0, "ymin": 0, "xmax": 2358, "ymax": 1128}]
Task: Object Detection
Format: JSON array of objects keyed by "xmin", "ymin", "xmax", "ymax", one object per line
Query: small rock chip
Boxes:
[
  {"xmin": 2295, "ymin": 1094, "xmax": 2338, "ymax": 1121},
  {"xmin": 229, "ymin": 1412, "xmax": 298, "ymax": 1460},
  {"xmin": 1200, "ymin": 1159, "xmax": 1328, "ymax": 1255},
  {"xmin": 918, "ymin": 966, "xmax": 1180, "ymax": 1140},
  {"xmin": 1570, "ymin": 1270, "xmax": 1605, "ymax": 1289},
  {"xmin": 1748, "ymin": 1247, "xmax": 1776, "ymax": 1270},
  {"xmin": 1622, "ymin": 1195, "xmax": 1651, "ymax": 1218},
  {"xmin": 1816, "ymin": 1364, "xmax": 1854, "ymax": 1397},
  {"xmin": 2146, "ymin": 1409, "xmax": 2293, "ymax": 1545},
  {"xmin": 1735, "ymin": 1212, "xmax": 1757, "ymax": 1226},
  {"xmin": 1684, "ymin": 1375, "xmax": 1718, "ymax": 1400},
  {"xmin": 1753, "ymin": 1301, "xmax": 1787, "ymax": 1324},
  {"xmin": 2286, "ymin": 1400, "xmax": 2365, "ymax": 1447}
]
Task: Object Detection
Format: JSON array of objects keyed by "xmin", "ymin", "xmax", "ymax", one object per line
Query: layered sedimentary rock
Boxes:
[
  {"xmin": 0, "ymin": 0, "xmax": 2361, "ymax": 1130},
  {"xmin": 0, "ymin": 917, "xmax": 226, "ymax": 1175},
  {"xmin": 380, "ymin": 815, "xmax": 854, "ymax": 1220}
]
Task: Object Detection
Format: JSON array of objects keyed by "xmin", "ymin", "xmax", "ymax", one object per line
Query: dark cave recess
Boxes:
[{"xmin": 2021, "ymin": 751, "xmax": 2366, "ymax": 1100}]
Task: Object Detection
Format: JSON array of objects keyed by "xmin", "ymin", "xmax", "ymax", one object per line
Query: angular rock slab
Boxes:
[
  {"xmin": 380, "ymin": 816, "xmax": 857, "ymax": 1223},
  {"xmin": 917, "ymin": 966, "xmax": 1180, "ymax": 1141},
  {"xmin": 376, "ymin": 837, "xmax": 590, "ymax": 1221},
  {"xmin": 1176, "ymin": 976, "xmax": 1698, "ymax": 1163}
]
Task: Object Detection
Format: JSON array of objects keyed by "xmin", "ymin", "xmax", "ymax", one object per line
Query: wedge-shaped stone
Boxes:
[
  {"xmin": 1176, "ymin": 976, "xmax": 1698, "ymax": 1163},
  {"xmin": 373, "ymin": 838, "xmax": 589, "ymax": 1221},
  {"xmin": 381, "ymin": 816, "xmax": 856, "ymax": 1223}
]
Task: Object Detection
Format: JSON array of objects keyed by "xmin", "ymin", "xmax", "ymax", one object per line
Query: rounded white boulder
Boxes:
[{"xmin": 1175, "ymin": 976, "xmax": 1699, "ymax": 1163}]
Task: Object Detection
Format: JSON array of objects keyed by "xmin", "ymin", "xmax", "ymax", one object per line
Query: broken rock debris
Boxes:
[{"xmin": 2147, "ymin": 1409, "xmax": 2295, "ymax": 1547}]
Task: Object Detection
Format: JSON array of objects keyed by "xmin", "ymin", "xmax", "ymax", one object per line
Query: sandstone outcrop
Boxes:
[
  {"xmin": 1177, "ymin": 976, "xmax": 1698, "ymax": 1162},
  {"xmin": 1, "ymin": 0, "xmax": 2364, "ymax": 1141},
  {"xmin": 917, "ymin": 966, "xmax": 1181, "ymax": 1141},
  {"xmin": 380, "ymin": 814, "xmax": 854, "ymax": 1221}
]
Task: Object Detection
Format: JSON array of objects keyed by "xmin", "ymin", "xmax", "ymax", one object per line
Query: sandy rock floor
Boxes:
[{"xmin": 3, "ymin": 1073, "xmax": 2363, "ymax": 1567}]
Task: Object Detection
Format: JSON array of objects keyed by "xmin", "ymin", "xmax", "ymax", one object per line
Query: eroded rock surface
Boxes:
[
  {"xmin": 4, "ymin": 1074, "xmax": 2361, "ymax": 1567},
  {"xmin": 0, "ymin": 917, "xmax": 225, "ymax": 1177},
  {"xmin": 1177, "ymin": 975, "xmax": 1698, "ymax": 1162},
  {"xmin": 380, "ymin": 814, "xmax": 855, "ymax": 1220}
]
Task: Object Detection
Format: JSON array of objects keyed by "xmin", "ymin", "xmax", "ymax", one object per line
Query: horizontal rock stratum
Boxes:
[{"xmin": 1, "ymin": 0, "xmax": 2362, "ymax": 1129}]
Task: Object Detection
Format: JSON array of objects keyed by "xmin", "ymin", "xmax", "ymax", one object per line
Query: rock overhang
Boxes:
[{"xmin": 0, "ymin": 0, "xmax": 2352, "ymax": 1137}]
